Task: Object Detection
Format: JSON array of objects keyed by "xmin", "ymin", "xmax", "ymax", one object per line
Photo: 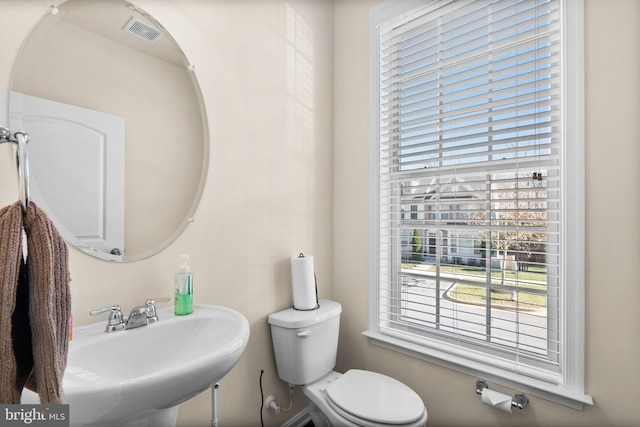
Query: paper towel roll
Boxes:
[
  {"xmin": 481, "ymin": 389, "xmax": 512, "ymax": 413},
  {"xmin": 291, "ymin": 254, "xmax": 318, "ymax": 310}
]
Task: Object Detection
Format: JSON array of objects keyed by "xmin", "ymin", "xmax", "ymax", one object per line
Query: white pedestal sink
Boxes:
[{"xmin": 22, "ymin": 305, "xmax": 250, "ymax": 427}]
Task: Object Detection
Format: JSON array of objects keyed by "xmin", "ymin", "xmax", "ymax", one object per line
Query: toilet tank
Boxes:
[{"xmin": 268, "ymin": 299, "xmax": 342, "ymax": 385}]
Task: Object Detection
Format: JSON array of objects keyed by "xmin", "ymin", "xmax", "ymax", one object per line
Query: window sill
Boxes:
[{"xmin": 363, "ymin": 329, "xmax": 593, "ymax": 410}]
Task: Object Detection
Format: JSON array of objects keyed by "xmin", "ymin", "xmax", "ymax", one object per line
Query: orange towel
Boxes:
[{"xmin": 0, "ymin": 201, "xmax": 71, "ymax": 404}]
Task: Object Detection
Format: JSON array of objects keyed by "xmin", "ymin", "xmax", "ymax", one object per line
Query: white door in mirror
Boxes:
[{"xmin": 11, "ymin": 91, "xmax": 125, "ymax": 261}]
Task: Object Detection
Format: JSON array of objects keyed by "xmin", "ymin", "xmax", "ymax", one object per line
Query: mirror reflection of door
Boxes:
[{"xmin": 11, "ymin": 92, "xmax": 125, "ymax": 261}]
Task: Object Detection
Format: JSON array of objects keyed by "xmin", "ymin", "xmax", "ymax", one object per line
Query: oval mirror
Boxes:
[{"xmin": 10, "ymin": 0, "xmax": 208, "ymax": 262}]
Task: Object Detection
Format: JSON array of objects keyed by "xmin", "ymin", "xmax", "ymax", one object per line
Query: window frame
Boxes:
[{"xmin": 366, "ymin": 0, "xmax": 592, "ymax": 409}]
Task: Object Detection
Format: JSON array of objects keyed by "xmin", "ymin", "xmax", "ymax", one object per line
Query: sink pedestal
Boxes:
[
  {"xmin": 94, "ymin": 407, "xmax": 178, "ymax": 427},
  {"xmin": 22, "ymin": 387, "xmax": 180, "ymax": 427}
]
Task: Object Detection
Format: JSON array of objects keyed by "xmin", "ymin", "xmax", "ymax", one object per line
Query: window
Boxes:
[{"xmin": 368, "ymin": 0, "xmax": 591, "ymax": 408}]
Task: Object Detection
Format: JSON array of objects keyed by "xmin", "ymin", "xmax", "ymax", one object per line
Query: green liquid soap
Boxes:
[
  {"xmin": 174, "ymin": 254, "xmax": 193, "ymax": 315},
  {"xmin": 174, "ymin": 291, "xmax": 193, "ymax": 315}
]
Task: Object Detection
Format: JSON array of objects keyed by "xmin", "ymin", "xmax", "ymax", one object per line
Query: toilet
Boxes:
[{"xmin": 268, "ymin": 299, "xmax": 428, "ymax": 427}]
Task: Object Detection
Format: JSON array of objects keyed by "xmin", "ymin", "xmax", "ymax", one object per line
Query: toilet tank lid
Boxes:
[{"xmin": 268, "ymin": 299, "xmax": 342, "ymax": 328}]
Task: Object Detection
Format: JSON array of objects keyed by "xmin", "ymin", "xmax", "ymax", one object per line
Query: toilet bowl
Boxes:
[
  {"xmin": 304, "ymin": 370, "xmax": 427, "ymax": 427},
  {"xmin": 268, "ymin": 300, "xmax": 427, "ymax": 427}
]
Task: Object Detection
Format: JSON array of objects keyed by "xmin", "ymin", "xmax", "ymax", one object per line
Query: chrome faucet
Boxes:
[
  {"xmin": 124, "ymin": 305, "xmax": 149, "ymax": 329},
  {"xmin": 89, "ymin": 304, "xmax": 125, "ymax": 333},
  {"xmin": 144, "ymin": 297, "xmax": 170, "ymax": 324},
  {"xmin": 91, "ymin": 297, "xmax": 171, "ymax": 333}
]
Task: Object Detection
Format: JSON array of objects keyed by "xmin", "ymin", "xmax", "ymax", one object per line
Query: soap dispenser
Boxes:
[{"xmin": 174, "ymin": 254, "xmax": 193, "ymax": 315}]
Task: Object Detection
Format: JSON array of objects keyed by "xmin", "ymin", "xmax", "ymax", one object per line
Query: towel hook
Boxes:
[{"xmin": 1, "ymin": 125, "xmax": 31, "ymax": 213}]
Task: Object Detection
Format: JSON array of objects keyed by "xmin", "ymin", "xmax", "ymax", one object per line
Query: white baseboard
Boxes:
[{"xmin": 281, "ymin": 408, "xmax": 310, "ymax": 427}]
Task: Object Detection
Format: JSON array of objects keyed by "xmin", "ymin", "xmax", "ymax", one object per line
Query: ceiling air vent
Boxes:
[{"xmin": 123, "ymin": 17, "xmax": 163, "ymax": 43}]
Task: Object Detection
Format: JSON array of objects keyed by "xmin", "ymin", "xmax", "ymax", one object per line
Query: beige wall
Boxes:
[
  {"xmin": 1, "ymin": 0, "xmax": 638, "ymax": 426},
  {"xmin": 0, "ymin": 0, "xmax": 333, "ymax": 426},
  {"xmin": 334, "ymin": 0, "xmax": 640, "ymax": 426}
]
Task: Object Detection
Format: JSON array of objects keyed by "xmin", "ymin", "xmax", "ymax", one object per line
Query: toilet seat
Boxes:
[{"xmin": 324, "ymin": 370, "xmax": 427, "ymax": 426}]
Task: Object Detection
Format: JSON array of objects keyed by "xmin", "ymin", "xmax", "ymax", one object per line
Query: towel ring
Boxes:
[
  {"xmin": 0, "ymin": 125, "xmax": 31, "ymax": 212},
  {"xmin": 15, "ymin": 132, "xmax": 30, "ymax": 213}
]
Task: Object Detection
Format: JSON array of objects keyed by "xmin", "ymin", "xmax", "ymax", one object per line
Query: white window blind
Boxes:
[{"xmin": 369, "ymin": 0, "xmax": 591, "ymax": 407}]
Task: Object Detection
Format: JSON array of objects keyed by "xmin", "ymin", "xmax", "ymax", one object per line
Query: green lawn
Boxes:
[
  {"xmin": 448, "ymin": 283, "xmax": 546, "ymax": 310},
  {"xmin": 403, "ymin": 262, "xmax": 548, "ymax": 310}
]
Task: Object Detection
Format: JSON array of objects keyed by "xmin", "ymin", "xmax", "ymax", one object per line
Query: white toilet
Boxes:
[{"xmin": 268, "ymin": 299, "xmax": 428, "ymax": 427}]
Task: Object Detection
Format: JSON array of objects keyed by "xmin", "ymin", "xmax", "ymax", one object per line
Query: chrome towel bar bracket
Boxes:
[{"xmin": 1, "ymin": 124, "xmax": 31, "ymax": 212}]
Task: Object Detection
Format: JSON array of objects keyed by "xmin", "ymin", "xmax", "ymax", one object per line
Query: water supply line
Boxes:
[
  {"xmin": 264, "ymin": 385, "xmax": 294, "ymax": 413},
  {"xmin": 259, "ymin": 369, "xmax": 294, "ymax": 427}
]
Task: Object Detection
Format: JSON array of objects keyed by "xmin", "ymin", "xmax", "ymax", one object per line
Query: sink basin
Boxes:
[{"xmin": 22, "ymin": 305, "xmax": 250, "ymax": 427}]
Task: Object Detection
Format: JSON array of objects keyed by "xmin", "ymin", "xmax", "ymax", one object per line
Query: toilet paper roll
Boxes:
[
  {"xmin": 481, "ymin": 389, "xmax": 512, "ymax": 413},
  {"xmin": 291, "ymin": 254, "xmax": 318, "ymax": 310}
]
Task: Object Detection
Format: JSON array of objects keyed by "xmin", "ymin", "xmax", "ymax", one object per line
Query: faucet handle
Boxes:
[
  {"xmin": 90, "ymin": 304, "xmax": 125, "ymax": 333},
  {"xmin": 145, "ymin": 297, "xmax": 171, "ymax": 324},
  {"xmin": 145, "ymin": 297, "xmax": 171, "ymax": 306}
]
